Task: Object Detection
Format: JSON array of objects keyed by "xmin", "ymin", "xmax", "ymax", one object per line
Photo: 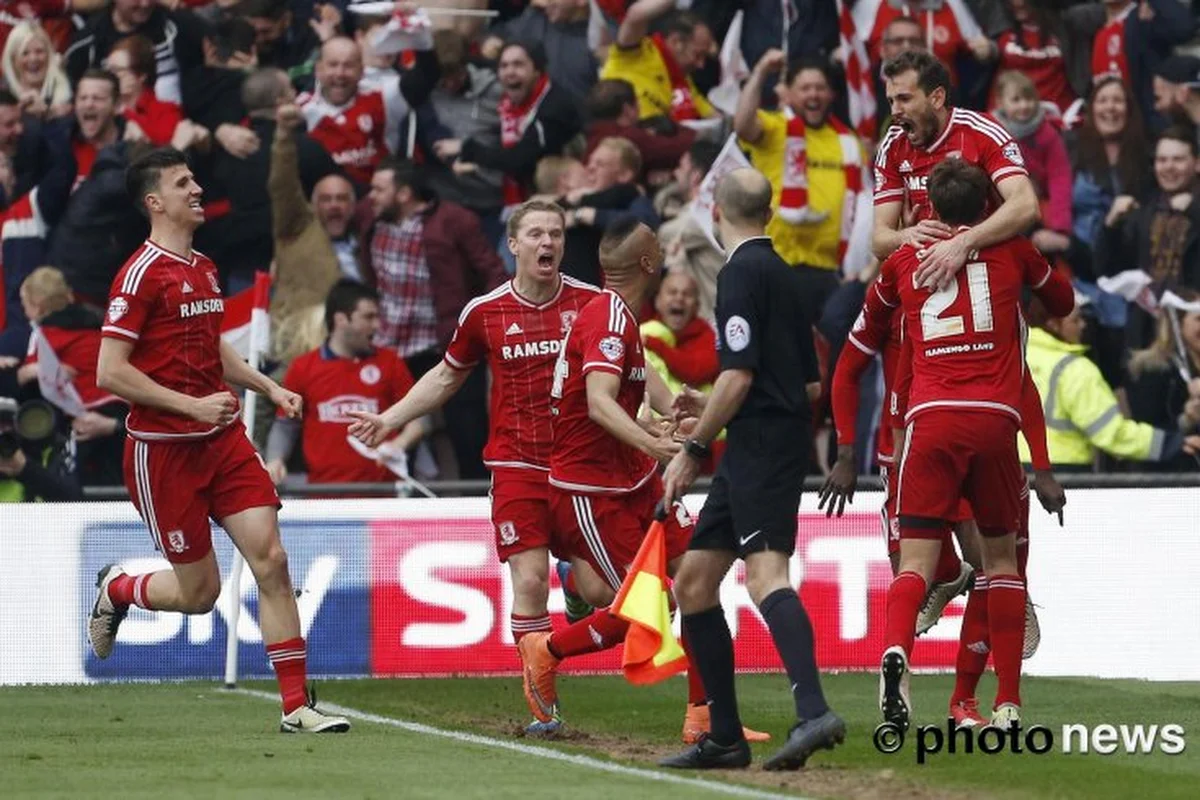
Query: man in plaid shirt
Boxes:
[{"xmin": 364, "ymin": 157, "xmax": 506, "ymax": 479}]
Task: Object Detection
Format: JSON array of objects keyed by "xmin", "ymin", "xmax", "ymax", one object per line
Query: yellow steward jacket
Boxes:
[{"xmin": 1019, "ymin": 327, "xmax": 1165, "ymax": 466}]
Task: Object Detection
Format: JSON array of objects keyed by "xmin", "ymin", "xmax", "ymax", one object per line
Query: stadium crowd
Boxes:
[{"xmin": 2, "ymin": 0, "xmax": 1200, "ymax": 501}]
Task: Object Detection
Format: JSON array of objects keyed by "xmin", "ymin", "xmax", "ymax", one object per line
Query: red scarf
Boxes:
[
  {"xmin": 779, "ymin": 114, "xmax": 863, "ymax": 263},
  {"xmin": 497, "ymin": 73, "xmax": 552, "ymax": 207},
  {"xmin": 648, "ymin": 33, "xmax": 700, "ymax": 122}
]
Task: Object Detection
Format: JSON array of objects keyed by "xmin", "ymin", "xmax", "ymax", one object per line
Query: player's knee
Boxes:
[
  {"xmin": 582, "ymin": 583, "xmax": 615, "ymax": 608},
  {"xmin": 255, "ymin": 543, "xmax": 292, "ymax": 591},
  {"xmin": 672, "ymin": 570, "xmax": 715, "ymax": 613}
]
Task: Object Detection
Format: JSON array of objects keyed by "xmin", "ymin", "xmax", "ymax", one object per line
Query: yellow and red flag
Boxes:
[{"xmin": 612, "ymin": 518, "xmax": 688, "ymax": 684}]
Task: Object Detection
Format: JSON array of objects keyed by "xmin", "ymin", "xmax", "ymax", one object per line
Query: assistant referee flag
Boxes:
[{"xmin": 612, "ymin": 516, "xmax": 687, "ymax": 684}]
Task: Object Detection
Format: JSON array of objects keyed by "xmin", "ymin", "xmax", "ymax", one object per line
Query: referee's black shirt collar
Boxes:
[{"xmin": 725, "ymin": 236, "xmax": 773, "ymax": 263}]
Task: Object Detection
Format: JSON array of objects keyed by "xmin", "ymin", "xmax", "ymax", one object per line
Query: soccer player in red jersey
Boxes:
[
  {"xmin": 873, "ymin": 159, "xmax": 1072, "ymax": 731},
  {"xmin": 516, "ymin": 219, "xmax": 771, "ymax": 744},
  {"xmin": 347, "ymin": 199, "xmax": 601, "ymax": 656},
  {"xmin": 871, "ymin": 51, "xmax": 1041, "ymax": 289},
  {"xmin": 88, "ymin": 148, "xmax": 350, "ymax": 733},
  {"xmin": 265, "ymin": 280, "xmax": 420, "ymax": 486}
]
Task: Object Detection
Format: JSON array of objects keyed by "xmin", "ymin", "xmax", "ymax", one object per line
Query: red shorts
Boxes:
[
  {"xmin": 548, "ymin": 476, "xmax": 692, "ymax": 592},
  {"xmin": 881, "ymin": 461, "xmax": 972, "ymax": 558},
  {"xmin": 123, "ymin": 423, "xmax": 279, "ymax": 564},
  {"xmin": 896, "ymin": 411, "xmax": 1024, "ymax": 538},
  {"xmin": 489, "ymin": 468, "xmax": 552, "ymax": 562}
]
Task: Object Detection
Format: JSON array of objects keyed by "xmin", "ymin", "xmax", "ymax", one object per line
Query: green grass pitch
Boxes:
[{"xmin": 2, "ymin": 673, "xmax": 1197, "ymax": 799}]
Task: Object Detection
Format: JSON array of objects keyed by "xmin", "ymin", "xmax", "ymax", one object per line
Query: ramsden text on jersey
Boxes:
[
  {"xmin": 501, "ymin": 339, "xmax": 562, "ymax": 360},
  {"xmin": 179, "ymin": 298, "xmax": 224, "ymax": 318}
]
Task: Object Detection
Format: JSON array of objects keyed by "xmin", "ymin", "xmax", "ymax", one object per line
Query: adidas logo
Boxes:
[
  {"xmin": 968, "ymin": 641, "xmax": 990, "ymax": 655},
  {"xmin": 899, "ymin": 160, "xmax": 913, "ymax": 173},
  {"xmin": 182, "ymin": 281, "xmax": 194, "ymax": 294},
  {"xmin": 588, "ymin": 625, "xmax": 603, "ymax": 647},
  {"xmin": 505, "ymin": 322, "xmax": 523, "ymax": 336}
]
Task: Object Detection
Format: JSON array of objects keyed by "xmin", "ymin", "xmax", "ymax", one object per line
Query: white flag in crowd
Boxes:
[
  {"xmin": 351, "ymin": 3, "xmax": 435, "ymax": 55},
  {"xmin": 690, "ymin": 134, "xmax": 752, "ymax": 253},
  {"xmin": 31, "ymin": 326, "xmax": 87, "ymax": 419},
  {"xmin": 707, "ymin": 11, "xmax": 749, "ymax": 118},
  {"xmin": 1097, "ymin": 270, "xmax": 1158, "ymax": 314}
]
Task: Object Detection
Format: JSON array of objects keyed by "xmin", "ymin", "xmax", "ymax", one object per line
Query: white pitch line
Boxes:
[{"xmin": 233, "ymin": 688, "xmax": 809, "ymax": 800}]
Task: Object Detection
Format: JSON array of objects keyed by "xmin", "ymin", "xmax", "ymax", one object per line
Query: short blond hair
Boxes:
[
  {"xmin": 995, "ymin": 70, "xmax": 1037, "ymax": 101},
  {"xmin": 506, "ymin": 198, "xmax": 566, "ymax": 239},
  {"xmin": 21, "ymin": 266, "xmax": 71, "ymax": 315},
  {"xmin": 534, "ymin": 155, "xmax": 580, "ymax": 195},
  {"xmin": 595, "ymin": 136, "xmax": 642, "ymax": 177}
]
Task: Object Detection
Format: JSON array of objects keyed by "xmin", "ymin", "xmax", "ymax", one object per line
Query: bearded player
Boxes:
[
  {"xmin": 874, "ymin": 159, "xmax": 1072, "ymax": 731},
  {"xmin": 517, "ymin": 219, "xmax": 769, "ymax": 745},
  {"xmin": 348, "ymin": 200, "xmax": 601, "ymax": 656},
  {"xmin": 88, "ymin": 148, "xmax": 349, "ymax": 733}
]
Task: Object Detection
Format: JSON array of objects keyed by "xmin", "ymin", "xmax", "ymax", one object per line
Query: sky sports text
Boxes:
[{"xmin": 873, "ymin": 720, "xmax": 1187, "ymax": 763}]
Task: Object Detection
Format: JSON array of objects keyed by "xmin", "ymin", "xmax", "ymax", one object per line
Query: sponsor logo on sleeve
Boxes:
[
  {"xmin": 107, "ymin": 297, "xmax": 129, "ymax": 323},
  {"xmin": 724, "ymin": 316, "xmax": 751, "ymax": 352},
  {"xmin": 598, "ymin": 336, "xmax": 625, "ymax": 362}
]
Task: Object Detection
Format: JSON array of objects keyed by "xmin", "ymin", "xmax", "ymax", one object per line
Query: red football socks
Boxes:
[
  {"xmin": 107, "ymin": 572, "xmax": 158, "ymax": 610},
  {"xmin": 884, "ymin": 571, "xmax": 927, "ymax": 656},
  {"xmin": 952, "ymin": 576, "xmax": 990, "ymax": 705},
  {"xmin": 987, "ymin": 574, "xmax": 1025, "ymax": 708},
  {"xmin": 933, "ymin": 542, "xmax": 963, "ymax": 584},
  {"xmin": 510, "ymin": 613, "xmax": 552, "ymax": 644},
  {"xmin": 266, "ymin": 637, "xmax": 309, "ymax": 715},
  {"xmin": 547, "ymin": 610, "xmax": 629, "ymax": 659}
]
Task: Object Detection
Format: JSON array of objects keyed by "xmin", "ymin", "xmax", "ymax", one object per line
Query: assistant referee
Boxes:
[{"xmin": 660, "ymin": 168, "xmax": 845, "ymax": 771}]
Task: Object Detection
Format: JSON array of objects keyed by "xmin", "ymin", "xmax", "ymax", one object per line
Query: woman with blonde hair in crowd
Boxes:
[
  {"xmin": 1124, "ymin": 293, "xmax": 1200, "ymax": 471},
  {"xmin": 1, "ymin": 21, "xmax": 72, "ymax": 120}
]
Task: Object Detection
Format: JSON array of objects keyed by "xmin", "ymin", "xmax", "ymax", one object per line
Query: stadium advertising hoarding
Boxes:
[{"xmin": 1, "ymin": 489, "xmax": 1197, "ymax": 685}]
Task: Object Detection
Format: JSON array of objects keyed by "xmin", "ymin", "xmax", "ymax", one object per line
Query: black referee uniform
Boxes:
[{"xmin": 689, "ymin": 236, "xmax": 821, "ymax": 558}]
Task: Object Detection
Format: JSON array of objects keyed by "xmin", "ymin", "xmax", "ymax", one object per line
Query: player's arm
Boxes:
[
  {"xmin": 348, "ymin": 361, "xmax": 467, "ymax": 446},
  {"xmin": 219, "ymin": 339, "xmax": 302, "ymax": 419},
  {"xmin": 1027, "ymin": 247, "xmax": 1075, "ymax": 318},
  {"xmin": 870, "ymin": 199, "xmax": 954, "ymax": 262},
  {"xmin": 644, "ymin": 366, "xmax": 675, "ymax": 418},
  {"xmin": 616, "ymin": 0, "xmax": 674, "ymax": 48},
  {"xmin": 97, "ymin": 338, "xmax": 237, "ymax": 426},
  {"xmin": 586, "ymin": 371, "xmax": 680, "ymax": 463},
  {"xmin": 1020, "ymin": 372, "xmax": 1066, "ymax": 523},
  {"xmin": 679, "ymin": 368, "xmax": 753, "ymax": 451}
]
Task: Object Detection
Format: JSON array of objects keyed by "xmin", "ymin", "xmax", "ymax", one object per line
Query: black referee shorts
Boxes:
[{"xmin": 689, "ymin": 416, "xmax": 809, "ymax": 558}]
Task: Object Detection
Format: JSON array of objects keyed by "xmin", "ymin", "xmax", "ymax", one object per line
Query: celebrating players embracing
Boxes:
[
  {"xmin": 874, "ymin": 159, "xmax": 1073, "ymax": 731},
  {"xmin": 88, "ymin": 148, "xmax": 349, "ymax": 733}
]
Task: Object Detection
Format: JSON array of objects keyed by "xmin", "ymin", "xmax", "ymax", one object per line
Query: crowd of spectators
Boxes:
[{"xmin": 1, "ymin": 0, "xmax": 1199, "ymax": 501}]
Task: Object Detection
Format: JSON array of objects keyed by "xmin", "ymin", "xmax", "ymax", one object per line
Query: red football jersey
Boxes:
[
  {"xmin": 875, "ymin": 235, "xmax": 1072, "ymax": 423},
  {"xmin": 549, "ymin": 289, "xmax": 655, "ymax": 495},
  {"xmin": 280, "ymin": 344, "xmax": 414, "ymax": 484},
  {"xmin": 855, "ymin": 0, "xmax": 982, "ymax": 84},
  {"xmin": 300, "ymin": 89, "xmax": 402, "ymax": 186},
  {"xmin": 1091, "ymin": 7, "xmax": 1132, "ymax": 86},
  {"xmin": 25, "ymin": 320, "xmax": 121, "ymax": 410},
  {"xmin": 101, "ymin": 241, "xmax": 229, "ymax": 441},
  {"xmin": 873, "ymin": 107, "xmax": 1028, "ymax": 223},
  {"xmin": 444, "ymin": 276, "xmax": 600, "ymax": 472},
  {"xmin": 992, "ymin": 28, "xmax": 1075, "ymax": 115}
]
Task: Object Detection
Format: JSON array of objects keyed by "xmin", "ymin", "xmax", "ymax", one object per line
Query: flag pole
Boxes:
[{"xmin": 224, "ymin": 272, "xmax": 272, "ymax": 688}]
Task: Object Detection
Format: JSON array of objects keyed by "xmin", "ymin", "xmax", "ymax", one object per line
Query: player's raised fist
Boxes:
[
  {"xmin": 192, "ymin": 392, "xmax": 239, "ymax": 427},
  {"xmin": 347, "ymin": 410, "xmax": 391, "ymax": 447}
]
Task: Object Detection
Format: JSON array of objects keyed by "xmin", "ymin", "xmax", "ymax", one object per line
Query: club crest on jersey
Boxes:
[
  {"xmin": 1003, "ymin": 141, "xmax": 1025, "ymax": 166},
  {"xmin": 207, "ymin": 272, "xmax": 221, "ymax": 294},
  {"xmin": 358, "ymin": 114, "xmax": 374, "ymax": 133},
  {"xmin": 560, "ymin": 310, "xmax": 578, "ymax": 335},
  {"xmin": 167, "ymin": 530, "xmax": 186, "ymax": 553},
  {"xmin": 498, "ymin": 521, "xmax": 518, "ymax": 546},
  {"xmin": 107, "ymin": 297, "xmax": 129, "ymax": 322},
  {"xmin": 598, "ymin": 336, "xmax": 625, "ymax": 362},
  {"xmin": 360, "ymin": 364, "xmax": 381, "ymax": 385}
]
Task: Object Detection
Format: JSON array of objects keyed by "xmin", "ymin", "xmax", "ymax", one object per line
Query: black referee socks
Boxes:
[
  {"xmin": 682, "ymin": 606, "xmax": 744, "ymax": 745},
  {"xmin": 759, "ymin": 588, "xmax": 830, "ymax": 722}
]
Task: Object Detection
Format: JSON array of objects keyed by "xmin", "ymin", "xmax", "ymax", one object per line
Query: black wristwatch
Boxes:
[{"xmin": 684, "ymin": 438, "xmax": 711, "ymax": 461}]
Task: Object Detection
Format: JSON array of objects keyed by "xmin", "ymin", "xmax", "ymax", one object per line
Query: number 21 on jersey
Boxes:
[{"xmin": 917, "ymin": 262, "xmax": 994, "ymax": 341}]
